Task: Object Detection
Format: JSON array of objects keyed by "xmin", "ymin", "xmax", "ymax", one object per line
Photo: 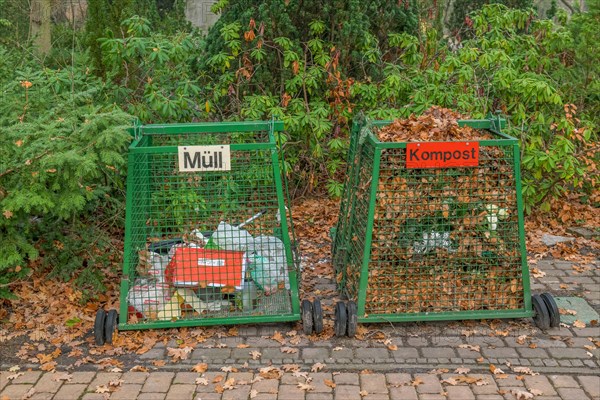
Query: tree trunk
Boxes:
[{"xmin": 30, "ymin": 0, "xmax": 52, "ymax": 55}]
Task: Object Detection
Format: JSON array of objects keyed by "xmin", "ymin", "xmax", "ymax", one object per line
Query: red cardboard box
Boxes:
[{"xmin": 165, "ymin": 247, "xmax": 247, "ymax": 290}]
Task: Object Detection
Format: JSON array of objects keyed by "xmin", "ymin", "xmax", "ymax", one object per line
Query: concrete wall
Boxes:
[{"xmin": 185, "ymin": 0, "xmax": 219, "ymax": 32}]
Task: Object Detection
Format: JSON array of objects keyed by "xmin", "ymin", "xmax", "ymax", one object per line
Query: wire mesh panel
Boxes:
[
  {"xmin": 332, "ymin": 114, "xmax": 532, "ymax": 322},
  {"xmin": 120, "ymin": 121, "xmax": 300, "ymax": 330}
]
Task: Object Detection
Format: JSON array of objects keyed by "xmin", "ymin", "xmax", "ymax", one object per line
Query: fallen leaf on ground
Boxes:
[
  {"xmin": 281, "ymin": 364, "xmax": 300, "ymax": 372},
  {"xmin": 387, "ymin": 344, "xmax": 398, "ymax": 351},
  {"xmin": 259, "ymin": 366, "xmax": 282, "ymax": 379},
  {"xmin": 7, "ymin": 372, "xmax": 24, "ymax": 380},
  {"xmin": 297, "ymin": 382, "xmax": 314, "ymax": 391},
  {"xmin": 250, "ymin": 351, "xmax": 262, "ymax": 360},
  {"xmin": 490, "ymin": 364, "xmax": 504, "ymax": 375},
  {"xmin": 311, "ymin": 362, "xmax": 326, "ymax": 372},
  {"xmin": 272, "ymin": 331, "xmax": 286, "ymax": 345},
  {"xmin": 531, "ymin": 268, "xmax": 546, "ymax": 278},
  {"xmin": 511, "ymin": 389, "xmax": 534, "ymax": 399},
  {"xmin": 455, "ymin": 367, "xmax": 471, "ymax": 374},
  {"xmin": 559, "ymin": 308, "xmax": 577, "ymax": 315},
  {"xmin": 8, "ymin": 366, "xmax": 20, "ymax": 372},
  {"xmin": 324, "ymin": 379, "xmax": 336, "ymax": 388},
  {"xmin": 512, "ymin": 367, "xmax": 538, "ymax": 376},
  {"xmin": 281, "ymin": 347, "xmax": 298, "ymax": 354},
  {"xmin": 442, "ymin": 377, "xmax": 458, "ymax": 386},
  {"xmin": 109, "ymin": 379, "xmax": 123, "ymax": 387},
  {"xmin": 129, "ymin": 366, "xmax": 149, "ymax": 372},
  {"xmin": 428, "ymin": 368, "xmax": 449, "ymax": 374},
  {"xmin": 214, "ymin": 384, "xmax": 224, "ymax": 394},
  {"xmin": 411, "ymin": 377, "xmax": 423, "ymax": 386},
  {"xmin": 573, "ymin": 320, "xmax": 586, "ymax": 328},
  {"xmin": 195, "ymin": 377, "xmax": 208, "ymax": 385},
  {"xmin": 52, "ymin": 373, "xmax": 72, "ymax": 382},
  {"xmin": 223, "ymin": 378, "xmax": 236, "ymax": 390},
  {"xmin": 516, "ymin": 335, "xmax": 528, "ymax": 345},
  {"xmin": 237, "ymin": 344, "xmax": 250, "ymax": 348},
  {"xmin": 152, "ymin": 360, "xmax": 166, "ymax": 367},
  {"xmin": 192, "ymin": 363, "xmax": 208, "ymax": 373},
  {"xmin": 40, "ymin": 362, "xmax": 57, "ymax": 372},
  {"xmin": 95, "ymin": 385, "xmax": 110, "ymax": 394},
  {"xmin": 221, "ymin": 366, "xmax": 237, "ymax": 373},
  {"xmin": 109, "ymin": 367, "xmax": 122, "ymax": 373},
  {"xmin": 333, "ymin": 347, "xmax": 343, "ymax": 351},
  {"xmin": 359, "ymin": 390, "xmax": 368, "ymax": 396},
  {"xmin": 458, "ymin": 344, "xmax": 481, "ymax": 352},
  {"xmin": 167, "ymin": 346, "xmax": 192, "ymax": 361},
  {"xmin": 250, "ymin": 389, "xmax": 258, "ymax": 398},
  {"xmin": 212, "ymin": 375, "xmax": 224, "ymax": 383}
]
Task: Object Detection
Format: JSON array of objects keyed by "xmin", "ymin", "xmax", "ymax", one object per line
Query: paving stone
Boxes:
[
  {"xmin": 421, "ymin": 347, "xmax": 456, "ymax": 359},
  {"xmin": 431, "ymin": 336, "xmax": 463, "ymax": 346},
  {"xmin": 69, "ymin": 372, "xmax": 96, "ymax": 384},
  {"xmin": 34, "ymin": 373, "xmax": 64, "ymax": 393},
  {"xmin": 252, "ymin": 378, "xmax": 279, "ymax": 392},
  {"xmin": 557, "ymin": 387, "xmax": 592, "ymax": 400},
  {"xmin": 88, "ymin": 372, "xmax": 122, "ymax": 389},
  {"xmin": 481, "ymin": 347, "xmax": 519, "ymax": 358},
  {"xmin": 547, "ymin": 347, "xmax": 592, "ymax": 359},
  {"xmin": 52, "ymin": 383, "xmax": 88, "ymax": 399},
  {"xmin": 456, "ymin": 348, "xmax": 483, "ymax": 358},
  {"xmin": 549, "ymin": 375, "xmax": 579, "ymax": 388},
  {"xmin": 413, "ymin": 374, "xmax": 442, "ymax": 394},
  {"xmin": 191, "ymin": 347, "xmax": 232, "ymax": 359},
  {"xmin": 389, "ymin": 385, "xmax": 417, "ymax": 400},
  {"xmin": 252, "ymin": 394, "xmax": 278, "ymax": 400},
  {"xmin": 355, "ymin": 348, "xmax": 389, "ymax": 361},
  {"xmin": 231, "ymin": 347, "xmax": 261, "ymax": 359},
  {"xmin": 329, "ymin": 349, "xmax": 354, "ymax": 360},
  {"xmin": 333, "ymin": 384, "xmax": 362, "ymax": 400},
  {"xmin": 516, "ymin": 348, "xmax": 549, "ymax": 358},
  {"xmin": 523, "ymin": 375, "xmax": 557, "ymax": 396},
  {"xmin": 0, "ymin": 384, "xmax": 35, "ymax": 399},
  {"xmin": 246, "ymin": 337, "xmax": 282, "ymax": 347},
  {"xmin": 82, "ymin": 394, "xmax": 111, "ymax": 400},
  {"xmin": 391, "ymin": 347, "xmax": 419, "ymax": 359},
  {"xmin": 309, "ymin": 373, "xmax": 334, "ymax": 392},
  {"xmin": 278, "ymin": 384, "xmax": 308, "ymax": 400},
  {"xmin": 281, "ymin": 374, "xmax": 305, "ymax": 385},
  {"xmin": 578, "ymin": 375, "xmax": 600, "ymax": 398},
  {"xmin": 238, "ymin": 325, "xmax": 258, "ymax": 335},
  {"xmin": 446, "ymin": 385, "xmax": 475, "ymax": 400},
  {"xmin": 359, "ymin": 374, "xmax": 386, "ymax": 394},
  {"xmin": 334, "ymin": 373, "xmax": 359, "ymax": 385},
  {"xmin": 475, "ymin": 396, "xmax": 504, "ymax": 400},
  {"xmin": 417, "ymin": 394, "xmax": 446, "ymax": 400},
  {"xmin": 227, "ymin": 372, "xmax": 254, "ymax": 383},
  {"xmin": 29, "ymin": 393, "xmax": 54, "ymax": 400},
  {"xmin": 263, "ymin": 347, "xmax": 299, "ymax": 359},
  {"xmin": 406, "ymin": 337, "xmax": 428, "ymax": 347},
  {"xmin": 10, "ymin": 371, "xmax": 41, "ymax": 384},
  {"xmin": 120, "ymin": 371, "xmax": 149, "ymax": 384},
  {"xmin": 543, "ymin": 359, "xmax": 559, "ymax": 367},
  {"xmin": 303, "ymin": 348, "xmax": 330, "ymax": 360},
  {"xmin": 137, "ymin": 393, "xmax": 167, "ymax": 400},
  {"xmin": 139, "ymin": 348, "xmax": 165, "ymax": 359},
  {"xmin": 141, "ymin": 372, "xmax": 174, "ymax": 393},
  {"xmin": 495, "ymin": 375, "xmax": 524, "ymax": 387},
  {"xmin": 573, "ymin": 327, "xmax": 600, "ymax": 337},
  {"xmin": 470, "ymin": 374, "xmax": 498, "ymax": 394},
  {"xmin": 110, "ymin": 384, "xmax": 144, "ymax": 400},
  {"xmin": 307, "ymin": 393, "xmax": 334, "ymax": 400},
  {"xmin": 165, "ymin": 383, "xmax": 196, "ymax": 400}
]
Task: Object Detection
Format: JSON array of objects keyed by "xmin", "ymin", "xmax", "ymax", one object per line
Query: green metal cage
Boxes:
[
  {"xmin": 119, "ymin": 120, "xmax": 301, "ymax": 330},
  {"xmin": 332, "ymin": 114, "xmax": 534, "ymax": 323}
]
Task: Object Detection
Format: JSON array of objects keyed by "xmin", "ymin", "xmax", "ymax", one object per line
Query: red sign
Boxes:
[{"xmin": 406, "ymin": 142, "xmax": 479, "ymax": 169}]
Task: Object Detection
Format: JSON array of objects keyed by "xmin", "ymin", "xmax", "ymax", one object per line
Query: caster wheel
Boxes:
[
  {"xmin": 312, "ymin": 298, "xmax": 323, "ymax": 334},
  {"xmin": 302, "ymin": 299, "xmax": 314, "ymax": 335},
  {"xmin": 540, "ymin": 293, "xmax": 560, "ymax": 328},
  {"xmin": 346, "ymin": 301, "xmax": 358, "ymax": 338},
  {"xmin": 532, "ymin": 294, "xmax": 550, "ymax": 330},
  {"xmin": 104, "ymin": 309, "xmax": 118, "ymax": 345},
  {"xmin": 94, "ymin": 309, "xmax": 106, "ymax": 346},
  {"xmin": 334, "ymin": 301, "xmax": 347, "ymax": 337}
]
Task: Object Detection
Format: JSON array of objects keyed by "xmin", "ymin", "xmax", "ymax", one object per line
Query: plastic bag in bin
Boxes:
[{"xmin": 127, "ymin": 279, "xmax": 171, "ymax": 318}]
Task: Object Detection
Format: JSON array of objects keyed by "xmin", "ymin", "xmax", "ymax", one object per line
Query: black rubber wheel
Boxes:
[
  {"xmin": 104, "ymin": 309, "xmax": 118, "ymax": 345},
  {"xmin": 334, "ymin": 301, "xmax": 347, "ymax": 337},
  {"xmin": 540, "ymin": 293, "xmax": 560, "ymax": 328},
  {"xmin": 346, "ymin": 301, "xmax": 358, "ymax": 338},
  {"xmin": 312, "ymin": 298, "xmax": 323, "ymax": 335},
  {"xmin": 94, "ymin": 309, "xmax": 106, "ymax": 346},
  {"xmin": 302, "ymin": 299, "xmax": 314, "ymax": 335},
  {"xmin": 532, "ymin": 294, "xmax": 551, "ymax": 330}
]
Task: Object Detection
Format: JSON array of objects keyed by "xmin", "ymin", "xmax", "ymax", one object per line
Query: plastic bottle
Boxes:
[{"xmin": 242, "ymin": 278, "xmax": 258, "ymax": 312}]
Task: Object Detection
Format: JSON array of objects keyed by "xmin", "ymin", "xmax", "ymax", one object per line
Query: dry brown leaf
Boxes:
[
  {"xmin": 250, "ymin": 389, "xmax": 258, "ymax": 398},
  {"xmin": 129, "ymin": 366, "xmax": 149, "ymax": 372},
  {"xmin": 250, "ymin": 351, "xmax": 262, "ymax": 360},
  {"xmin": 297, "ymin": 382, "xmax": 314, "ymax": 391},
  {"xmin": 573, "ymin": 320, "xmax": 586, "ymax": 328},
  {"xmin": 455, "ymin": 367, "xmax": 471, "ymax": 374},
  {"xmin": 387, "ymin": 344, "xmax": 398, "ymax": 351},
  {"xmin": 221, "ymin": 366, "xmax": 237, "ymax": 373},
  {"xmin": 428, "ymin": 368, "xmax": 449, "ymax": 374},
  {"xmin": 212, "ymin": 375, "xmax": 224, "ymax": 383},
  {"xmin": 195, "ymin": 377, "xmax": 208, "ymax": 385},
  {"xmin": 152, "ymin": 360, "xmax": 166, "ymax": 367},
  {"xmin": 52, "ymin": 373, "xmax": 72, "ymax": 382},
  {"xmin": 311, "ymin": 362, "xmax": 326, "ymax": 372},
  {"xmin": 441, "ymin": 377, "xmax": 458, "ymax": 386},
  {"xmin": 359, "ymin": 390, "xmax": 368, "ymax": 396},
  {"xmin": 167, "ymin": 346, "xmax": 192, "ymax": 361},
  {"xmin": 529, "ymin": 388, "xmax": 543, "ymax": 396},
  {"xmin": 490, "ymin": 364, "xmax": 504, "ymax": 375},
  {"xmin": 324, "ymin": 379, "xmax": 336, "ymax": 388},
  {"xmin": 223, "ymin": 378, "xmax": 236, "ymax": 390},
  {"xmin": 512, "ymin": 367, "xmax": 539, "ymax": 376},
  {"xmin": 237, "ymin": 344, "xmax": 250, "ymax": 348},
  {"xmin": 516, "ymin": 335, "xmax": 528, "ymax": 345},
  {"xmin": 458, "ymin": 344, "xmax": 481, "ymax": 352},
  {"xmin": 411, "ymin": 377, "xmax": 423, "ymax": 386},
  {"xmin": 95, "ymin": 385, "xmax": 110, "ymax": 394},
  {"xmin": 511, "ymin": 389, "xmax": 534, "ymax": 399},
  {"xmin": 272, "ymin": 331, "xmax": 286, "ymax": 345},
  {"xmin": 214, "ymin": 384, "xmax": 224, "ymax": 394},
  {"xmin": 259, "ymin": 366, "xmax": 282, "ymax": 379},
  {"xmin": 8, "ymin": 366, "xmax": 20, "ymax": 372},
  {"xmin": 333, "ymin": 347, "xmax": 343, "ymax": 351},
  {"xmin": 282, "ymin": 364, "xmax": 300, "ymax": 372},
  {"xmin": 40, "ymin": 361, "xmax": 57, "ymax": 372},
  {"xmin": 109, "ymin": 379, "xmax": 123, "ymax": 387},
  {"xmin": 7, "ymin": 372, "xmax": 24, "ymax": 380},
  {"xmin": 192, "ymin": 363, "xmax": 208, "ymax": 373},
  {"xmin": 281, "ymin": 347, "xmax": 298, "ymax": 354}
]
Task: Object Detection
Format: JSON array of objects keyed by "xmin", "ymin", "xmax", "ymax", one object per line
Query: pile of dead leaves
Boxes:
[{"xmin": 376, "ymin": 106, "xmax": 493, "ymax": 142}]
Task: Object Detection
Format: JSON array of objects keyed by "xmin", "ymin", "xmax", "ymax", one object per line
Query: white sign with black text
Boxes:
[{"xmin": 178, "ymin": 145, "xmax": 231, "ymax": 172}]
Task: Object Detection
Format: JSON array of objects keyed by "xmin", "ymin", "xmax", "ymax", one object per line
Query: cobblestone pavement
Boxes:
[{"xmin": 1, "ymin": 259, "xmax": 599, "ymax": 399}]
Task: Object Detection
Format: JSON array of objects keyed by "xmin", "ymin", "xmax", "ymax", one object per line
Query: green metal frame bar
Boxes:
[
  {"xmin": 119, "ymin": 150, "xmax": 138, "ymax": 322},
  {"xmin": 140, "ymin": 121, "xmax": 284, "ymax": 135},
  {"xmin": 128, "ymin": 143, "xmax": 274, "ymax": 154},
  {"xmin": 120, "ymin": 314, "xmax": 300, "ymax": 331},
  {"xmin": 514, "ymin": 143, "xmax": 532, "ymax": 313},
  {"xmin": 358, "ymin": 308, "xmax": 534, "ymax": 323},
  {"xmin": 356, "ymin": 147, "xmax": 382, "ymax": 316}
]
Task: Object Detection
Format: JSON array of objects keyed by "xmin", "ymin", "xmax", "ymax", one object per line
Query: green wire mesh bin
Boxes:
[
  {"xmin": 331, "ymin": 114, "xmax": 536, "ymax": 326},
  {"xmin": 118, "ymin": 120, "xmax": 301, "ymax": 330}
]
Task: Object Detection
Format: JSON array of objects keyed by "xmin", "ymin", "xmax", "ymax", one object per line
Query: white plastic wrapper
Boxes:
[
  {"xmin": 127, "ymin": 279, "xmax": 172, "ymax": 317},
  {"xmin": 210, "ymin": 221, "xmax": 254, "ymax": 251},
  {"xmin": 413, "ymin": 231, "xmax": 454, "ymax": 254}
]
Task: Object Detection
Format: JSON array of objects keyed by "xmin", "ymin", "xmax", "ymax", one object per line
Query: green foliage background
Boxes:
[{"xmin": 0, "ymin": 1, "xmax": 598, "ymax": 298}]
